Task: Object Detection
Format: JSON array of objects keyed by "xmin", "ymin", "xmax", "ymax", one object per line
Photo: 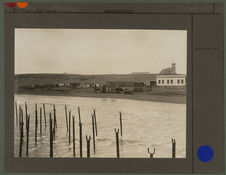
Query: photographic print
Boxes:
[{"xmin": 14, "ymin": 29, "xmax": 187, "ymax": 158}]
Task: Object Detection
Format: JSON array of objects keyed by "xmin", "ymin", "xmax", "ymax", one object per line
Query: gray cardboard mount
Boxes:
[{"xmin": 4, "ymin": 3, "xmax": 224, "ymax": 173}]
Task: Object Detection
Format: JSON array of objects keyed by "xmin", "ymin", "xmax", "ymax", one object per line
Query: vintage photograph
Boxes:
[{"xmin": 14, "ymin": 29, "xmax": 187, "ymax": 158}]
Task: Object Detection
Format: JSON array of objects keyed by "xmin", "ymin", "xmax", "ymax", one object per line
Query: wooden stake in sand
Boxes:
[
  {"xmin": 86, "ymin": 135, "xmax": 91, "ymax": 158},
  {"xmin": 147, "ymin": 147, "xmax": 155, "ymax": 158},
  {"xmin": 65, "ymin": 105, "xmax": 68, "ymax": 132},
  {"xmin": 91, "ymin": 114, "xmax": 96, "ymax": 153},
  {"xmin": 15, "ymin": 101, "xmax": 18, "ymax": 125},
  {"xmin": 43, "ymin": 104, "xmax": 46, "ymax": 127},
  {"xmin": 26, "ymin": 115, "xmax": 30, "ymax": 157},
  {"xmin": 72, "ymin": 116, "xmax": 75, "ymax": 157},
  {"xmin": 40, "ymin": 107, "xmax": 42, "ymax": 137},
  {"xmin": 172, "ymin": 138, "xmax": 176, "ymax": 158},
  {"xmin": 119, "ymin": 111, "xmax": 123, "ymax": 137},
  {"xmin": 49, "ymin": 113, "xmax": 54, "ymax": 158},
  {"xmin": 115, "ymin": 128, "xmax": 120, "ymax": 158},
  {"xmin": 35, "ymin": 104, "xmax": 38, "ymax": 146},
  {"xmin": 69, "ymin": 111, "xmax": 71, "ymax": 145},
  {"xmin": 93, "ymin": 109, "xmax": 98, "ymax": 136},
  {"xmin": 79, "ymin": 121, "xmax": 83, "ymax": 158},
  {"xmin": 19, "ymin": 116, "xmax": 24, "ymax": 157}
]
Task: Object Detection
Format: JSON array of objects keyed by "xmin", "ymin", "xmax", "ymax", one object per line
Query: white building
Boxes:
[{"xmin": 156, "ymin": 74, "xmax": 186, "ymax": 86}]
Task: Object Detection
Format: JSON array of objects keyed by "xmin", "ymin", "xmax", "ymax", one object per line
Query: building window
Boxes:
[
  {"xmin": 162, "ymin": 80, "xmax": 164, "ymax": 84},
  {"xmin": 181, "ymin": 79, "xmax": 184, "ymax": 84},
  {"xmin": 177, "ymin": 79, "xmax": 180, "ymax": 84},
  {"xmin": 158, "ymin": 80, "xmax": 161, "ymax": 84},
  {"xmin": 167, "ymin": 80, "xmax": 169, "ymax": 84},
  {"xmin": 171, "ymin": 79, "xmax": 173, "ymax": 84}
]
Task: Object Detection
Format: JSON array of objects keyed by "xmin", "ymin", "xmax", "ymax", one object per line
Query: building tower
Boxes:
[{"xmin": 171, "ymin": 63, "xmax": 176, "ymax": 74}]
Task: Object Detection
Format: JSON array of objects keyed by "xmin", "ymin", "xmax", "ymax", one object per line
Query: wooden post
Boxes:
[
  {"xmin": 35, "ymin": 104, "xmax": 38, "ymax": 146},
  {"xmin": 119, "ymin": 111, "xmax": 123, "ymax": 137},
  {"xmin": 86, "ymin": 135, "xmax": 91, "ymax": 158},
  {"xmin": 172, "ymin": 138, "xmax": 176, "ymax": 158},
  {"xmin": 52, "ymin": 105, "xmax": 57, "ymax": 141},
  {"xmin": 25, "ymin": 102, "xmax": 28, "ymax": 117},
  {"xmin": 26, "ymin": 115, "xmax": 30, "ymax": 157},
  {"xmin": 25, "ymin": 109, "xmax": 28, "ymax": 131},
  {"xmin": 93, "ymin": 109, "xmax": 98, "ymax": 136},
  {"xmin": 147, "ymin": 147, "xmax": 155, "ymax": 158},
  {"xmin": 15, "ymin": 101, "xmax": 18, "ymax": 125},
  {"xmin": 18, "ymin": 105, "xmax": 21, "ymax": 132},
  {"xmin": 18, "ymin": 106, "xmax": 21, "ymax": 131},
  {"xmin": 65, "ymin": 105, "xmax": 68, "ymax": 132},
  {"xmin": 52, "ymin": 128, "xmax": 55, "ymax": 141},
  {"xmin": 69, "ymin": 111, "xmax": 71, "ymax": 145},
  {"xmin": 21, "ymin": 106, "xmax": 23, "ymax": 128},
  {"xmin": 77, "ymin": 106, "xmax": 83, "ymax": 157},
  {"xmin": 18, "ymin": 106, "xmax": 21, "ymax": 130},
  {"xmin": 40, "ymin": 108, "xmax": 42, "ymax": 138},
  {"xmin": 43, "ymin": 104, "xmax": 46, "ymax": 127},
  {"xmin": 25, "ymin": 102, "xmax": 28, "ymax": 140},
  {"xmin": 115, "ymin": 128, "xmax": 120, "ymax": 158},
  {"xmin": 49, "ymin": 113, "xmax": 53, "ymax": 158},
  {"xmin": 53, "ymin": 105, "xmax": 57, "ymax": 129},
  {"xmin": 19, "ymin": 105, "xmax": 21, "ymax": 124},
  {"xmin": 72, "ymin": 116, "xmax": 75, "ymax": 157},
  {"xmin": 91, "ymin": 114, "xmax": 96, "ymax": 153},
  {"xmin": 19, "ymin": 119, "xmax": 24, "ymax": 157},
  {"xmin": 19, "ymin": 107, "xmax": 24, "ymax": 139},
  {"xmin": 78, "ymin": 106, "xmax": 81, "ymax": 123},
  {"xmin": 79, "ymin": 121, "xmax": 83, "ymax": 158}
]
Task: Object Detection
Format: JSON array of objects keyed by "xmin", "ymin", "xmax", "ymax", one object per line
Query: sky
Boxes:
[{"xmin": 15, "ymin": 29, "xmax": 187, "ymax": 75}]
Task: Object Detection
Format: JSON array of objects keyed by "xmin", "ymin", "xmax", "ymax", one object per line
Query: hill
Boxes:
[{"xmin": 15, "ymin": 73, "xmax": 157, "ymax": 88}]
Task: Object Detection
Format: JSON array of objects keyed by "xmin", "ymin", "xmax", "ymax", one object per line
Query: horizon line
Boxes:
[{"xmin": 15, "ymin": 72, "xmax": 186, "ymax": 75}]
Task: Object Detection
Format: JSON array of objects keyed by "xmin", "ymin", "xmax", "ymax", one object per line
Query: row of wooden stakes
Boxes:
[
  {"xmin": 15, "ymin": 101, "xmax": 176, "ymax": 158},
  {"xmin": 15, "ymin": 101, "xmax": 124, "ymax": 158},
  {"xmin": 147, "ymin": 138, "xmax": 176, "ymax": 158}
]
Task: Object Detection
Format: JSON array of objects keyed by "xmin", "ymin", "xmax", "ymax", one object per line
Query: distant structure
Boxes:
[
  {"xmin": 105, "ymin": 81, "xmax": 145, "ymax": 93},
  {"xmin": 131, "ymin": 72, "xmax": 149, "ymax": 74},
  {"xmin": 159, "ymin": 63, "xmax": 176, "ymax": 74},
  {"xmin": 156, "ymin": 74, "xmax": 186, "ymax": 86},
  {"xmin": 156, "ymin": 63, "xmax": 186, "ymax": 86}
]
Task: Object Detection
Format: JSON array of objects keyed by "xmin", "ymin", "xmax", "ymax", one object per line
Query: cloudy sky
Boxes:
[{"xmin": 15, "ymin": 29, "xmax": 187, "ymax": 75}]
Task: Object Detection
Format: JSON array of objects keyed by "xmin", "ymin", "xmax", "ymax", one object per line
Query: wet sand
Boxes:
[{"xmin": 15, "ymin": 90, "xmax": 186, "ymax": 104}]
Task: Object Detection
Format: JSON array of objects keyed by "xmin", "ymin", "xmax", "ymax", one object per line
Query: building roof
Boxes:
[{"xmin": 156, "ymin": 74, "xmax": 186, "ymax": 78}]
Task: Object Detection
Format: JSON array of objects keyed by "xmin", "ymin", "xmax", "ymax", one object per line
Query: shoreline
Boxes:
[{"xmin": 15, "ymin": 91, "xmax": 186, "ymax": 104}]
